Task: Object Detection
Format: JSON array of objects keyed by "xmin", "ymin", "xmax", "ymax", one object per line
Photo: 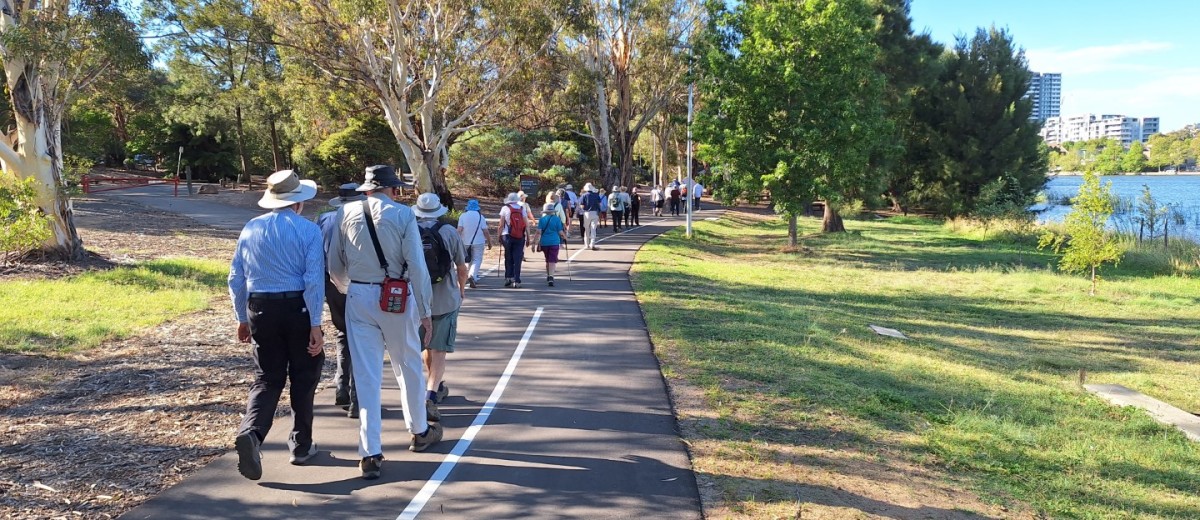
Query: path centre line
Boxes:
[{"xmin": 396, "ymin": 306, "xmax": 545, "ymax": 520}]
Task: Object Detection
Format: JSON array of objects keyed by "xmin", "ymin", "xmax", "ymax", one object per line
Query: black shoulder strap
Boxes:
[{"xmin": 361, "ymin": 199, "xmax": 389, "ymax": 274}]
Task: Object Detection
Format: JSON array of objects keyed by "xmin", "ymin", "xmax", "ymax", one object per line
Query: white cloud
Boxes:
[
  {"xmin": 1026, "ymin": 42, "xmax": 1173, "ymax": 75},
  {"xmin": 1060, "ymin": 68, "xmax": 1200, "ymax": 131}
]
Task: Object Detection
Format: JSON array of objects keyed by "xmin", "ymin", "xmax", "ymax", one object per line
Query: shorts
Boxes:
[
  {"xmin": 541, "ymin": 245, "xmax": 561, "ymax": 264},
  {"xmin": 419, "ymin": 309, "xmax": 458, "ymax": 353},
  {"xmin": 655, "ymin": 200, "xmax": 664, "ymax": 208}
]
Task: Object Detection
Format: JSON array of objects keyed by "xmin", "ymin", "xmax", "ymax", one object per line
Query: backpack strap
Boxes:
[{"xmin": 361, "ymin": 199, "xmax": 389, "ymax": 275}]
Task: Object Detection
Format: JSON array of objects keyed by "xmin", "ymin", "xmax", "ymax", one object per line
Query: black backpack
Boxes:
[{"xmin": 419, "ymin": 222, "xmax": 454, "ymax": 285}]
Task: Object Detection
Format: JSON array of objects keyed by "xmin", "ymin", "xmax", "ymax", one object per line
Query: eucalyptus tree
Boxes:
[
  {"xmin": 261, "ymin": 0, "xmax": 573, "ymax": 206},
  {"xmin": 560, "ymin": 0, "xmax": 698, "ymax": 188},
  {"xmin": 696, "ymin": 0, "xmax": 889, "ymax": 240},
  {"xmin": 0, "ymin": 0, "xmax": 143, "ymax": 259}
]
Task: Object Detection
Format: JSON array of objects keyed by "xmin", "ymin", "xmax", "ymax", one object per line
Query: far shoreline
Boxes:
[{"xmin": 1048, "ymin": 171, "xmax": 1200, "ymax": 177}]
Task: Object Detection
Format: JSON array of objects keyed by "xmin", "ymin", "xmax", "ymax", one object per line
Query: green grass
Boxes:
[
  {"xmin": 0, "ymin": 257, "xmax": 229, "ymax": 353},
  {"xmin": 634, "ymin": 211, "xmax": 1200, "ymax": 519}
]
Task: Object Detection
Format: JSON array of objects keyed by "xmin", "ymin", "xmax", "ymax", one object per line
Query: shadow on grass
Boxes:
[{"xmin": 638, "ymin": 216, "xmax": 1200, "ymax": 516}]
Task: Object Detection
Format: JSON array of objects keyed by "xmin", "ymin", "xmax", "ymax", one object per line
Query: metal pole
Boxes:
[{"xmin": 685, "ymin": 72, "xmax": 694, "ymax": 238}]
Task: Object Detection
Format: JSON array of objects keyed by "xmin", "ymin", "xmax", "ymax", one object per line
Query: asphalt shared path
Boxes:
[{"xmin": 109, "ymin": 185, "xmax": 707, "ymax": 520}]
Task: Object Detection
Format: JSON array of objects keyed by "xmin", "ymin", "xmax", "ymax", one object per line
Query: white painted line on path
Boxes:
[{"xmin": 397, "ymin": 307, "xmax": 545, "ymax": 520}]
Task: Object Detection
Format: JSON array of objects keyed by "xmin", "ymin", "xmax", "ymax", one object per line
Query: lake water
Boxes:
[{"xmin": 1037, "ymin": 175, "xmax": 1200, "ymax": 240}]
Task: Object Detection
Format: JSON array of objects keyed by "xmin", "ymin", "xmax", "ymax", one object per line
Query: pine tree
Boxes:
[{"xmin": 909, "ymin": 27, "xmax": 1048, "ymax": 215}]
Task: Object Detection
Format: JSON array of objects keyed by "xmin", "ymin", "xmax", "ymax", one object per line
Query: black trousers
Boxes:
[
  {"xmin": 239, "ymin": 296, "xmax": 325, "ymax": 456},
  {"xmin": 325, "ymin": 277, "xmax": 355, "ymax": 405},
  {"xmin": 629, "ymin": 204, "xmax": 639, "ymax": 226},
  {"xmin": 611, "ymin": 210, "xmax": 624, "ymax": 231},
  {"xmin": 670, "ymin": 198, "xmax": 680, "ymax": 215}
]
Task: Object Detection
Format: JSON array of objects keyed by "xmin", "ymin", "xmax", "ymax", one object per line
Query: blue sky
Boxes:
[{"xmin": 910, "ymin": 0, "xmax": 1200, "ymax": 132}]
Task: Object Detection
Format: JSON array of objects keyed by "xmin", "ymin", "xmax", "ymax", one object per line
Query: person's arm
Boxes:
[
  {"xmin": 326, "ymin": 208, "xmax": 349, "ymax": 293},
  {"xmin": 228, "ymin": 233, "xmax": 250, "ymax": 343},
  {"xmin": 301, "ymin": 225, "xmax": 325, "ymax": 355}
]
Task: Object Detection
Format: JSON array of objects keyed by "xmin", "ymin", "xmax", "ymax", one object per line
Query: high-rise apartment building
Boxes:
[{"xmin": 1026, "ymin": 72, "xmax": 1062, "ymax": 122}]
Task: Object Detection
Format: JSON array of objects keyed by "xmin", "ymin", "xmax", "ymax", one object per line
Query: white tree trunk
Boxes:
[{"xmin": 1, "ymin": 58, "xmax": 82, "ymax": 259}]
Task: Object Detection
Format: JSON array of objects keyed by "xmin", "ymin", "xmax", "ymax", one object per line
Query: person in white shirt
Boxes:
[
  {"xmin": 456, "ymin": 199, "xmax": 492, "ymax": 288},
  {"xmin": 693, "ymin": 182, "xmax": 705, "ymax": 210},
  {"xmin": 650, "ymin": 185, "xmax": 664, "ymax": 216}
]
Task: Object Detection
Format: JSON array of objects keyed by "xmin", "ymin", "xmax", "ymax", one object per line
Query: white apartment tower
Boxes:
[
  {"xmin": 1040, "ymin": 114, "xmax": 1160, "ymax": 147},
  {"xmin": 1026, "ymin": 72, "xmax": 1062, "ymax": 122}
]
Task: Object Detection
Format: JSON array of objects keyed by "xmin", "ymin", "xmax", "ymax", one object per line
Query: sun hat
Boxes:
[
  {"xmin": 466, "ymin": 199, "xmax": 481, "ymax": 211},
  {"xmin": 258, "ymin": 170, "xmax": 317, "ymax": 209},
  {"xmin": 357, "ymin": 165, "xmax": 403, "ymax": 192},
  {"xmin": 564, "ymin": 184, "xmax": 574, "ymax": 190},
  {"xmin": 542, "ymin": 202, "xmax": 556, "ymax": 214},
  {"xmin": 411, "ymin": 192, "xmax": 448, "ymax": 219},
  {"xmin": 612, "ymin": 185, "xmax": 619, "ymax": 192},
  {"xmin": 518, "ymin": 191, "xmax": 528, "ymax": 201},
  {"xmin": 504, "ymin": 192, "xmax": 520, "ymax": 204},
  {"xmin": 583, "ymin": 183, "xmax": 596, "ymax": 193},
  {"xmin": 328, "ymin": 182, "xmax": 365, "ymax": 207}
]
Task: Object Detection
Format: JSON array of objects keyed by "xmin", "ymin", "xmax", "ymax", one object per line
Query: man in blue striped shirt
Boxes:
[{"xmin": 227, "ymin": 170, "xmax": 326, "ymax": 481}]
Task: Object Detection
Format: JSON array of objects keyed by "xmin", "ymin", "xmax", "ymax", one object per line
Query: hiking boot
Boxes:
[
  {"xmin": 426, "ymin": 399, "xmax": 441, "ymax": 422},
  {"xmin": 591, "ymin": 246, "xmax": 599, "ymax": 251},
  {"xmin": 436, "ymin": 382, "xmax": 449, "ymax": 403},
  {"xmin": 410, "ymin": 423, "xmax": 444, "ymax": 452},
  {"xmin": 289, "ymin": 443, "xmax": 318, "ymax": 465},
  {"xmin": 504, "ymin": 278, "xmax": 513, "ymax": 287},
  {"xmin": 334, "ymin": 391, "xmax": 351, "ymax": 408},
  {"xmin": 235, "ymin": 432, "xmax": 262, "ymax": 481},
  {"xmin": 360, "ymin": 454, "xmax": 383, "ymax": 480},
  {"xmin": 467, "ymin": 277, "xmax": 477, "ymax": 289},
  {"xmin": 347, "ymin": 404, "xmax": 359, "ymax": 419},
  {"xmin": 547, "ymin": 276, "xmax": 554, "ymax": 287}
]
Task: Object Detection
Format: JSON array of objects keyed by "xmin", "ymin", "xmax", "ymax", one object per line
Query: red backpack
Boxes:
[{"xmin": 506, "ymin": 204, "xmax": 527, "ymax": 239}]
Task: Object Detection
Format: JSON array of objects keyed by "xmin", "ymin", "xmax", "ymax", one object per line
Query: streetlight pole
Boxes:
[{"xmin": 685, "ymin": 57, "xmax": 694, "ymax": 239}]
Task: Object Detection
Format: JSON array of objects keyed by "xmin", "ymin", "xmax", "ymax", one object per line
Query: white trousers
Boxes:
[
  {"xmin": 465, "ymin": 242, "xmax": 485, "ymax": 281},
  {"xmin": 345, "ymin": 282, "xmax": 429, "ymax": 458},
  {"xmin": 583, "ymin": 211, "xmax": 600, "ymax": 248}
]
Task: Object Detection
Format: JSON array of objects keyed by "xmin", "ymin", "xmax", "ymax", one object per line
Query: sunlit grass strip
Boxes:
[
  {"xmin": 0, "ymin": 257, "xmax": 229, "ymax": 353},
  {"xmin": 635, "ymin": 212, "xmax": 1200, "ymax": 518}
]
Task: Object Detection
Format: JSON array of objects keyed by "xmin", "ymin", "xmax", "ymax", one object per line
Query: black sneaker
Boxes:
[
  {"xmin": 547, "ymin": 276, "xmax": 555, "ymax": 287},
  {"xmin": 289, "ymin": 443, "xmax": 318, "ymax": 465},
  {"xmin": 347, "ymin": 404, "xmax": 359, "ymax": 419},
  {"xmin": 360, "ymin": 454, "xmax": 383, "ymax": 480},
  {"xmin": 410, "ymin": 423, "xmax": 444, "ymax": 452},
  {"xmin": 436, "ymin": 382, "xmax": 449, "ymax": 403},
  {"xmin": 467, "ymin": 277, "xmax": 477, "ymax": 289},
  {"xmin": 503, "ymin": 278, "xmax": 513, "ymax": 287},
  {"xmin": 426, "ymin": 399, "xmax": 441, "ymax": 422},
  {"xmin": 334, "ymin": 391, "xmax": 350, "ymax": 407},
  {"xmin": 235, "ymin": 432, "xmax": 262, "ymax": 481}
]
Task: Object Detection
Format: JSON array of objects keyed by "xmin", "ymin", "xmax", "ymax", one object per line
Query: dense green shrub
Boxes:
[
  {"xmin": 296, "ymin": 117, "xmax": 407, "ymax": 188},
  {"xmin": 0, "ymin": 175, "xmax": 53, "ymax": 265},
  {"xmin": 448, "ymin": 128, "xmax": 590, "ymax": 197}
]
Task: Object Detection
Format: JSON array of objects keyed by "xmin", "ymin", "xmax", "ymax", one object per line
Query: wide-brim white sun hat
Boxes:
[
  {"xmin": 583, "ymin": 183, "xmax": 596, "ymax": 193},
  {"xmin": 259, "ymin": 170, "xmax": 317, "ymax": 209},
  {"xmin": 411, "ymin": 192, "xmax": 448, "ymax": 218}
]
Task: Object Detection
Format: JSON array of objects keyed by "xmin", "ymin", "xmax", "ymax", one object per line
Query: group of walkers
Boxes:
[
  {"xmin": 226, "ymin": 166, "xmax": 707, "ymax": 482},
  {"xmin": 228, "ymin": 166, "xmax": 461, "ymax": 482},
  {"xmin": 648, "ymin": 180, "xmax": 704, "ymax": 217}
]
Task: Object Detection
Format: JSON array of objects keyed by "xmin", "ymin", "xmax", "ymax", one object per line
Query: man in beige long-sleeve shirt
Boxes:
[{"xmin": 326, "ymin": 165, "xmax": 443, "ymax": 480}]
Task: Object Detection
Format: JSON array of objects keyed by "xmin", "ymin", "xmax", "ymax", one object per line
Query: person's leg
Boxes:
[
  {"xmin": 511, "ymin": 236, "xmax": 525, "ymax": 283},
  {"xmin": 467, "ymin": 243, "xmax": 484, "ymax": 282},
  {"xmin": 381, "ymin": 294, "xmax": 430, "ymax": 436},
  {"xmin": 327, "ymin": 278, "xmax": 354, "ymax": 408},
  {"xmin": 503, "ymin": 238, "xmax": 515, "ymax": 282},
  {"xmin": 239, "ymin": 299, "xmax": 289, "ymax": 443},
  {"xmin": 284, "ymin": 298, "xmax": 325, "ymax": 456},
  {"xmin": 346, "ymin": 284, "xmax": 386, "ymax": 459}
]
